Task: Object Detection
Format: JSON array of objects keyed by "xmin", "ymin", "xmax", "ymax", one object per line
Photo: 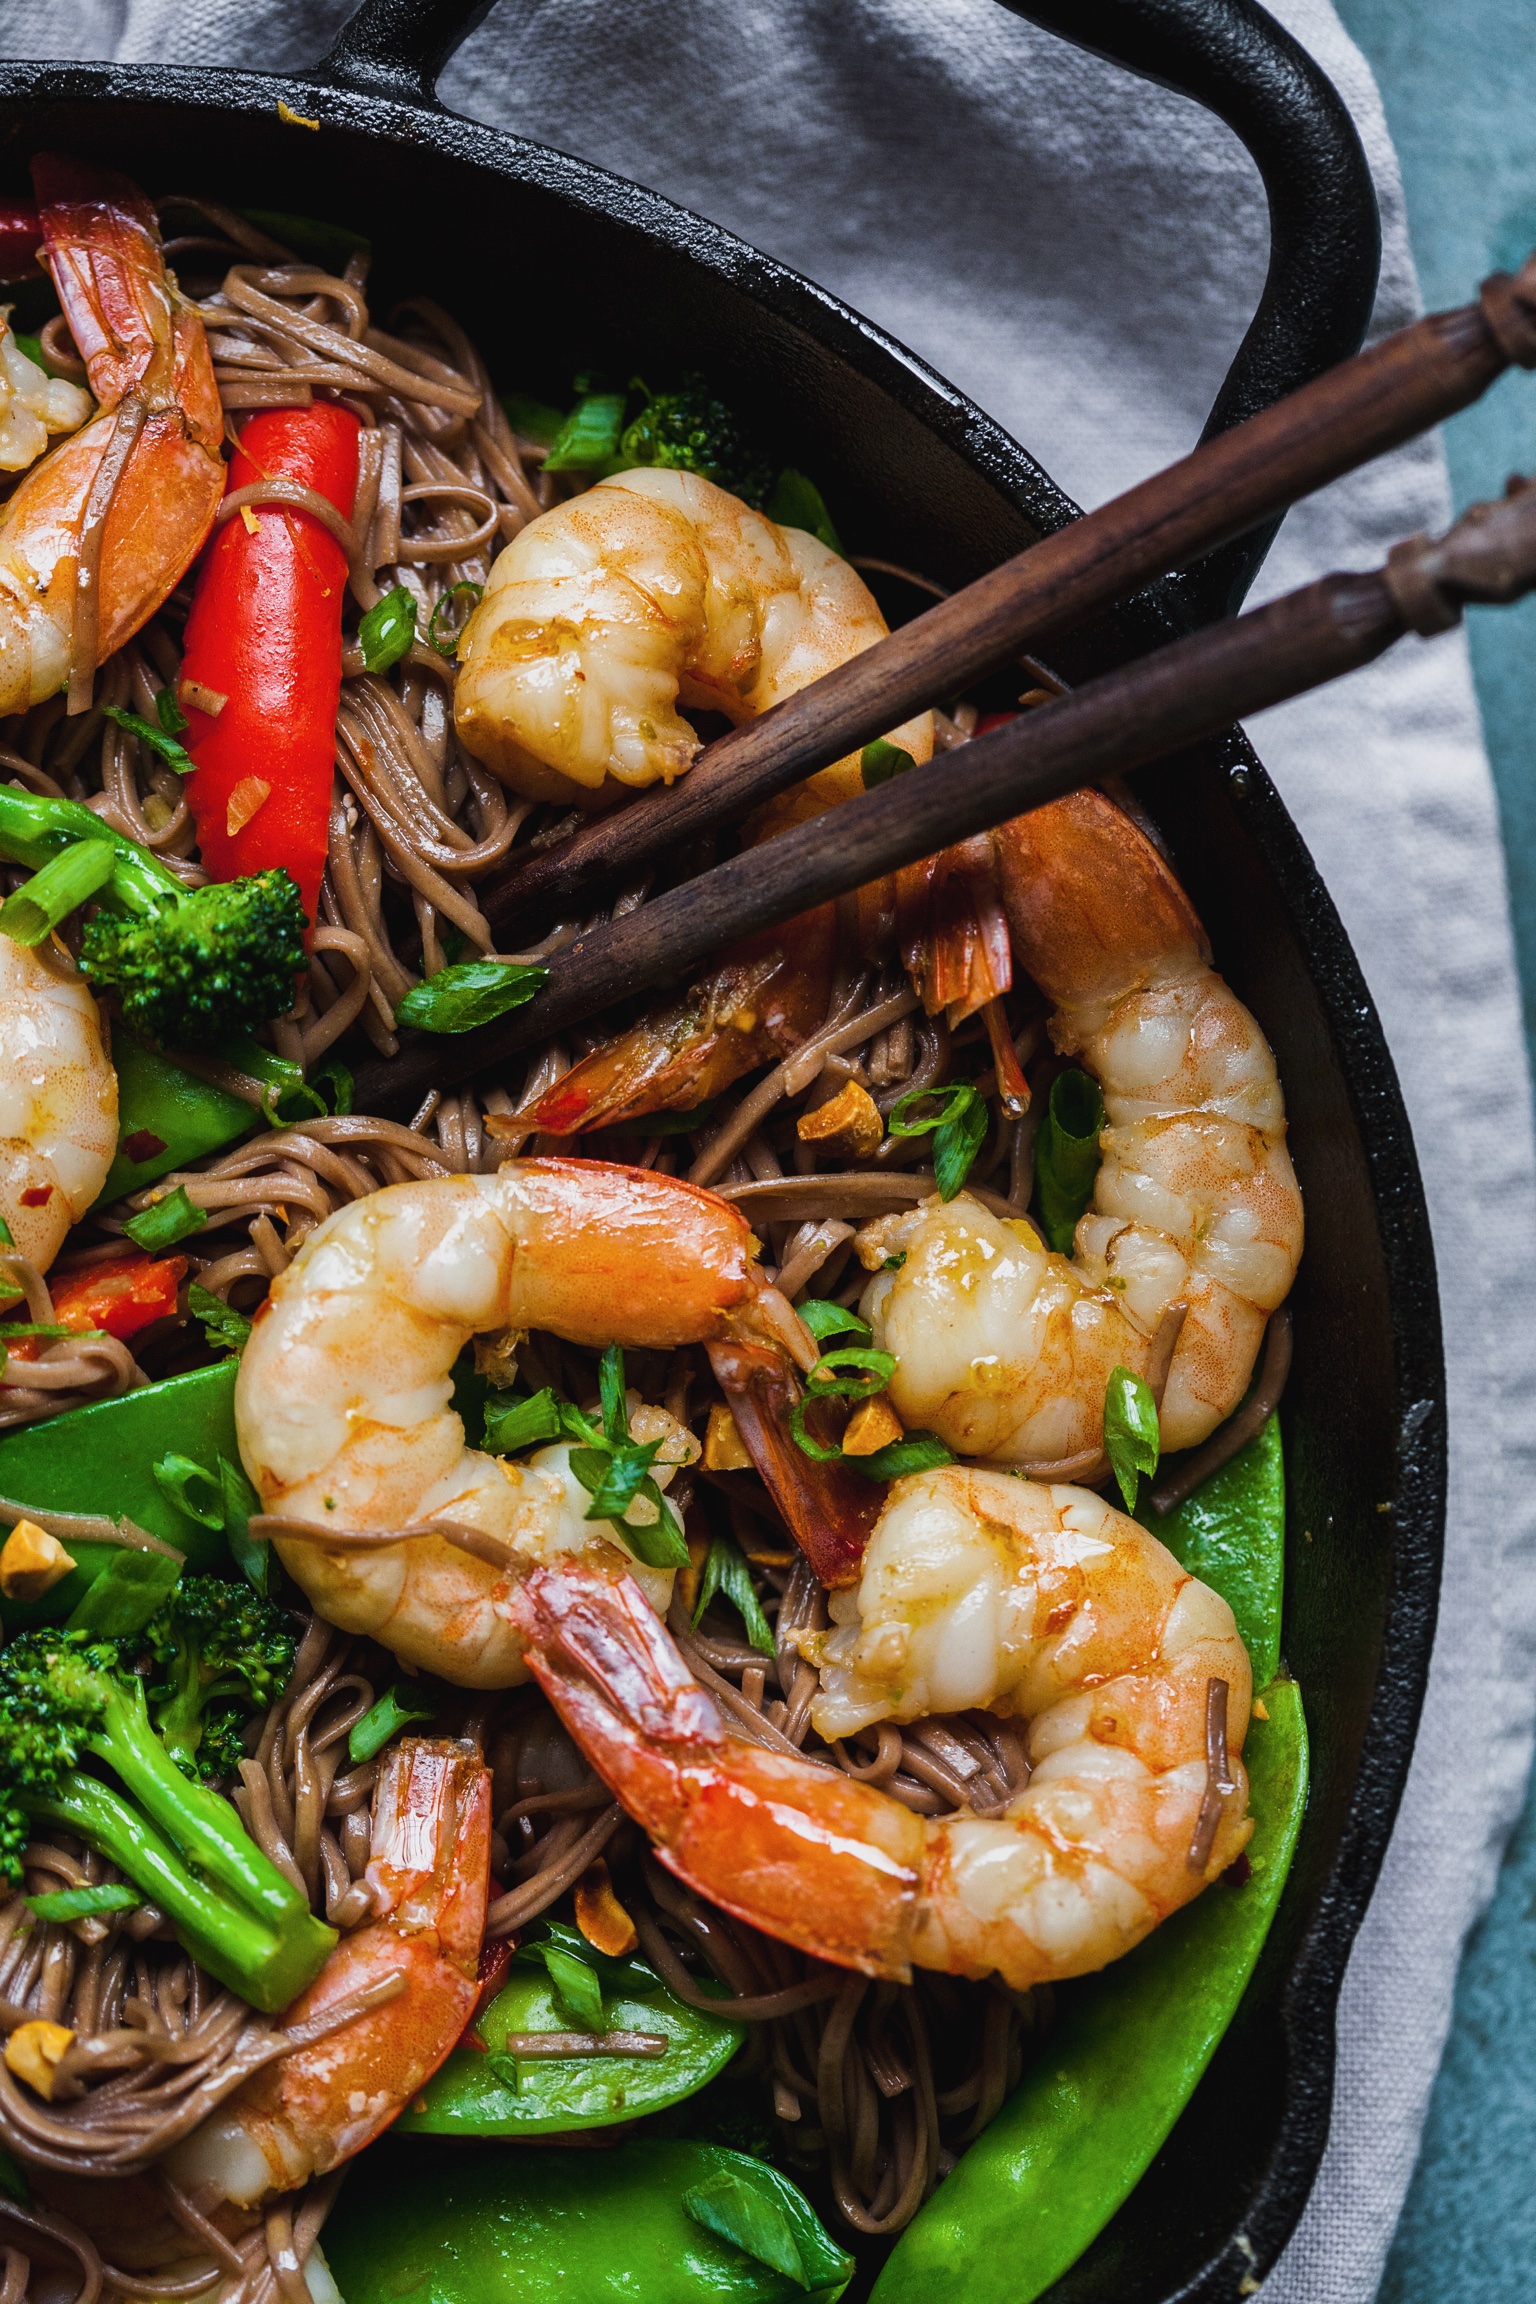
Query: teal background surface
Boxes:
[{"xmin": 1331, "ymin": 4, "xmax": 1536, "ymax": 2293}]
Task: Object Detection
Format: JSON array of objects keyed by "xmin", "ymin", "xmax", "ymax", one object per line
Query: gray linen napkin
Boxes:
[{"xmin": 6, "ymin": 3, "xmax": 1535, "ymax": 2295}]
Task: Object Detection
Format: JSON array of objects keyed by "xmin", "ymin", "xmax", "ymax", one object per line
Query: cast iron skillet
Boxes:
[{"xmin": 0, "ymin": 4, "xmax": 1445, "ymax": 2296}]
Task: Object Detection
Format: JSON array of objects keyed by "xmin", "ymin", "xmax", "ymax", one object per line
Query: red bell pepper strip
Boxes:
[
  {"xmin": 5, "ymin": 1253, "xmax": 187, "ymax": 1362},
  {"xmin": 181, "ymin": 404, "xmax": 361, "ymax": 923},
  {"xmin": 0, "ymin": 201, "xmax": 40, "ymax": 283}
]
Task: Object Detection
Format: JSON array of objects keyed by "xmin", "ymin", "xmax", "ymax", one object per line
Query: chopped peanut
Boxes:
[
  {"xmin": 225, "ymin": 775, "xmax": 271, "ymax": 837},
  {"xmin": 841, "ymin": 1397, "xmax": 904, "ymax": 1457},
  {"xmin": 0, "ymin": 1520, "xmax": 76, "ymax": 1601},
  {"xmin": 795, "ymin": 1079, "xmax": 883, "ymax": 1161},
  {"xmin": 574, "ymin": 1858, "xmax": 639, "ymax": 1959},
  {"xmin": 703, "ymin": 1403, "xmax": 753, "ymax": 1473},
  {"xmin": 1252, "ymin": 1698, "xmax": 1270, "ymax": 1723},
  {"xmin": 5, "ymin": 2019, "xmax": 74, "ymax": 2099}
]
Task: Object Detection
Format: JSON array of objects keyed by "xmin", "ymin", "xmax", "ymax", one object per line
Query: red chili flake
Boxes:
[
  {"xmin": 19, "ymin": 1186, "xmax": 52, "ymax": 1207},
  {"xmin": 120, "ymin": 1130, "xmax": 168, "ymax": 1164}
]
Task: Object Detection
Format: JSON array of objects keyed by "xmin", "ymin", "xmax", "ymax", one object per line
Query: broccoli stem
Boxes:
[
  {"xmin": 20, "ymin": 1773, "xmax": 334, "ymax": 2013},
  {"xmin": 86, "ymin": 1675, "xmax": 317, "ymax": 1937},
  {"xmin": 0, "ymin": 785, "xmax": 184, "ymax": 917}
]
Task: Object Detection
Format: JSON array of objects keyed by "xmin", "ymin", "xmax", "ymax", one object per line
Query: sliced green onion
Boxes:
[
  {"xmin": 0, "ymin": 1322, "xmax": 80, "ymax": 1341},
  {"xmin": 764, "ymin": 467, "xmax": 842, "ymax": 554},
  {"xmin": 693, "ymin": 1531, "xmax": 775, "ymax": 1657},
  {"xmin": 887, "ymin": 1080, "xmax": 987, "ymax": 1200},
  {"xmin": 426, "ymin": 581, "xmax": 482, "ymax": 659},
  {"xmin": 26, "ymin": 1882, "xmax": 138, "ymax": 1923},
  {"xmin": 844, "ymin": 1430, "xmax": 954, "ymax": 1483},
  {"xmin": 219, "ymin": 1452, "xmax": 270, "ymax": 1597},
  {"xmin": 65, "ymin": 1546, "xmax": 182, "ymax": 1637},
  {"xmin": 482, "ymin": 1388, "xmax": 563, "ymax": 1455},
  {"xmin": 797, "ymin": 1299, "xmax": 870, "ymax": 1344},
  {"xmin": 189, "ymin": 1281, "xmax": 251, "ymax": 1359},
  {"xmin": 0, "ymin": 1218, "xmax": 14, "ymax": 1249},
  {"xmin": 103, "ymin": 706, "xmax": 193, "ymax": 775},
  {"xmin": 155, "ymin": 684, "xmax": 189, "ymax": 736},
  {"xmin": 396, "ymin": 959, "xmax": 548, "ymax": 1034},
  {"xmin": 860, "ymin": 737, "xmax": 917, "ymax": 790},
  {"xmin": 804, "ymin": 1346, "xmax": 896, "ymax": 1401},
  {"xmin": 1035, "ymin": 1067, "xmax": 1106, "ymax": 1252},
  {"xmin": 500, "ymin": 390, "xmax": 566, "ymax": 447},
  {"xmin": 349, "ymin": 1684, "xmax": 438, "ymax": 1766},
  {"xmin": 544, "ymin": 391, "xmax": 627, "ymax": 472},
  {"xmin": 123, "ymin": 1183, "xmax": 207, "ymax": 1253},
  {"xmin": 1104, "ymin": 1364, "xmax": 1160, "ymax": 1511},
  {"xmin": 598, "ymin": 1342, "xmax": 628, "ymax": 1446},
  {"xmin": 153, "ymin": 1451, "xmax": 224, "ymax": 1532},
  {"xmin": 541, "ymin": 1943, "xmax": 605, "ymax": 2031},
  {"xmin": 0, "ymin": 840, "xmax": 117, "ymax": 946},
  {"xmin": 357, "ymin": 585, "xmax": 417, "ymax": 674}
]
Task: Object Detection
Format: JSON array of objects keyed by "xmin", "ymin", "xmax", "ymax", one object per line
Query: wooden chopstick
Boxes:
[
  {"xmin": 351, "ymin": 475, "xmax": 1536, "ymax": 1120},
  {"xmin": 480, "ymin": 252, "xmax": 1536, "ymax": 945}
]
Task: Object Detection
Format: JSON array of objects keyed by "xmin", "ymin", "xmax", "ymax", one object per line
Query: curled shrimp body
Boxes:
[
  {"xmin": 0, "ymin": 156, "xmax": 224, "ymax": 714},
  {"xmin": 236, "ymin": 1158, "xmax": 760, "ymax": 1686},
  {"xmin": 0, "ymin": 935, "xmax": 116, "ymax": 1273},
  {"xmin": 858, "ymin": 790, "xmax": 1303, "ymax": 1458},
  {"xmin": 454, "ymin": 466, "xmax": 931, "ymax": 808},
  {"xmin": 510, "ymin": 1505, "xmax": 1252, "ymax": 1991},
  {"xmin": 169, "ymin": 1737, "xmax": 489, "ymax": 2207}
]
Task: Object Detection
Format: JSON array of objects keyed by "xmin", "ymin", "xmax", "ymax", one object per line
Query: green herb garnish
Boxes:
[
  {"xmin": 796, "ymin": 1299, "xmax": 870, "ymax": 1344},
  {"xmin": 482, "ymin": 1387, "xmax": 563, "ymax": 1455},
  {"xmin": 64, "ymin": 1547, "xmax": 183, "ymax": 1637},
  {"xmin": 683, "ymin": 2164, "xmax": 854, "ymax": 2292},
  {"xmin": 153, "ymin": 1452, "xmax": 224, "ymax": 1532},
  {"xmin": 396, "ymin": 959, "xmax": 548, "ymax": 1035},
  {"xmin": 788, "ymin": 1345, "xmax": 896, "ymax": 1464},
  {"xmin": 189, "ymin": 1282, "xmax": 252, "ymax": 1359}
]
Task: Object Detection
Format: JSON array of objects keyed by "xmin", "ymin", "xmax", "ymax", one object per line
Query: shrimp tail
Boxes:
[
  {"xmin": 170, "ymin": 1739, "xmax": 489, "ymax": 2205},
  {"xmin": 523, "ymin": 909, "xmax": 835, "ymax": 1136},
  {"xmin": 897, "ymin": 832, "xmax": 1013, "ymax": 1022},
  {"xmin": 511, "ymin": 1562, "xmax": 923, "ymax": 1980},
  {"xmin": 707, "ymin": 1336, "xmax": 878, "ymax": 1587}
]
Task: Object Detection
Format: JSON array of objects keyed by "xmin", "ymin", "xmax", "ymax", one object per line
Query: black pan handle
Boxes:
[
  {"xmin": 318, "ymin": 0, "xmax": 1378, "ymax": 622},
  {"xmin": 313, "ymin": 0, "xmax": 496, "ymax": 107},
  {"xmin": 1003, "ymin": 0, "xmax": 1380, "ymax": 620}
]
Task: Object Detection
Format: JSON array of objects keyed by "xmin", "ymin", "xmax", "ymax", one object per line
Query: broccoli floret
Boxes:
[
  {"xmin": 143, "ymin": 1575, "xmax": 296, "ymax": 1782},
  {"xmin": 0, "ymin": 785, "xmax": 306, "ymax": 1049},
  {"xmin": 80, "ymin": 870, "xmax": 306, "ymax": 1049},
  {"xmin": 619, "ymin": 381, "xmax": 771, "ymax": 507},
  {"xmin": 0, "ymin": 1626, "xmax": 334, "ymax": 2012}
]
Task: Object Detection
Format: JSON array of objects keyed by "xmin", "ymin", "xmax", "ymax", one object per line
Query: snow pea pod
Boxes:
[
  {"xmin": 870, "ymin": 1675, "xmax": 1308, "ymax": 2304},
  {"xmin": 1142, "ymin": 1412, "xmax": 1285, "ymax": 1688},
  {"xmin": 0, "ymin": 1360, "xmax": 238, "ymax": 1623},
  {"xmin": 396, "ymin": 1956, "xmax": 743, "ymax": 2136},
  {"xmin": 323, "ymin": 2137, "xmax": 854, "ymax": 2303},
  {"xmin": 97, "ymin": 1025, "xmax": 255, "ymax": 1203}
]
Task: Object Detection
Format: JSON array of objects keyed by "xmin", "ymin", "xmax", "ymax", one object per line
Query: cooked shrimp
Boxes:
[
  {"xmin": 0, "ymin": 312, "xmax": 91, "ymax": 475},
  {"xmin": 510, "ymin": 1506, "xmax": 1252, "ymax": 1991},
  {"xmin": 454, "ymin": 465, "xmax": 931, "ymax": 808},
  {"xmin": 236, "ymin": 1157, "xmax": 764, "ymax": 1686},
  {"xmin": 857, "ymin": 789, "xmax": 1303, "ymax": 1457},
  {"xmin": 0, "ymin": 155, "xmax": 224, "ymax": 714},
  {"xmin": 168, "ymin": 1736, "xmax": 489, "ymax": 2207},
  {"xmin": 0, "ymin": 933, "xmax": 116, "ymax": 1273}
]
